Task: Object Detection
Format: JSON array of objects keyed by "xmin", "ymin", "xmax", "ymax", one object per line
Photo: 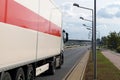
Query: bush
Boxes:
[{"xmin": 116, "ymin": 46, "xmax": 120, "ymax": 53}]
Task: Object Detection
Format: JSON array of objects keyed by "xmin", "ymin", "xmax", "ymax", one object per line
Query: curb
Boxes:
[{"xmin": 63, "ymin": 50, "xmax": 90, "ymax": 80}]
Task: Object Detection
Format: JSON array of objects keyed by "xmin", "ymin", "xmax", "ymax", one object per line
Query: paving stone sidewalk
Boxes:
[{"xmin": 102, "ymin": 50, "xmax": 120, "ymax": 70}]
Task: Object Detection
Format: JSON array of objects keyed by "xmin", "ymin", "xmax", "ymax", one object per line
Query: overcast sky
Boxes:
[{"xmin": 54, "ymin": 0, "xmax": 120, "ymax": 40}]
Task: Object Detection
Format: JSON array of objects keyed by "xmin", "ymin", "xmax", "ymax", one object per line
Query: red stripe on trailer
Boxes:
[
  {"xmin": 0, "ymin": 0, "xmax": 61, "ymax": 37},
  {"xmin": 4, "ymin": 0, "xmax": 8, "ymax": 23},
  {"xmin": 0, "ymin": 0, "xmax": 6, "ymax": 22}
]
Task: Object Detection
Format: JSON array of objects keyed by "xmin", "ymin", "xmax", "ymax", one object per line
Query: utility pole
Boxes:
[{"xmin": 93, "ymin": 0, "xmax": 97, "ymax": 79}]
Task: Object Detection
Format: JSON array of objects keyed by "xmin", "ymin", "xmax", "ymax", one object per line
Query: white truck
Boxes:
[{"xmin": 0, "ymin": 0, "xmax": 68, "ymax": 80}]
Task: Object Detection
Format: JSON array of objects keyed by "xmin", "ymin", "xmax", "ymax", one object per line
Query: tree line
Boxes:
[{"xmin": 101, "ymin": 32, "xmax": 120, "ymax": 53}]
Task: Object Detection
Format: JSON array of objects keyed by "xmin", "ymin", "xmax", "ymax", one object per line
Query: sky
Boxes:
[{"xmin": 54, "ymin": 0, "xmax": 120, "ymax": 40}]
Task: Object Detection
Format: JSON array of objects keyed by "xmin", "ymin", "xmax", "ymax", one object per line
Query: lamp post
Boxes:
[
  {"xmin": 73, "ymin": 3, "xmax": 94, "ymax": 60},
  {"xmin": 73, "ymin": 3, "xmax": 97, "ymax": 79},
  {"xmin": 94, "ymin": 0, "xmax": 97, "ymax": 79},
  {"xmin": 85, "ymin": 26, "xmax": 100, "ymax": 39},
  {"xmin": 80, "ymin": 16, "xmax": 94, "ymax": 62},
  {"xmin": 86, "ymin": 28, "xmax": 92, "ymax": 39},
  {"xmin": 73, "ymin": 3, "xmax": 93, "ymax": 53},
  {"xmin": 82, "ymin": 19, "xmax": 94, "ymax": 62}
]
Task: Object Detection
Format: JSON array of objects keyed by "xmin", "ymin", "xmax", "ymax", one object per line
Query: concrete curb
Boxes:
[{"xmin": 63, "ymin": 50, "xmax": 90, "ymax": 80}]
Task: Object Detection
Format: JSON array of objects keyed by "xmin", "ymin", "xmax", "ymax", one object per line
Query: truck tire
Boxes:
[
  {"xmin": 56, "ymin": 56, "xmax": 62, "ymax": 69},
  {"xmin": 15, "ymin": 68, "xmax": 25, "ymax": 80},
  {"xmin": 61, "ymin": 53, "xmax": 64, "ymax": 65},
  {"xmin": 49, "ymin": 61, "xmax": 55, "ymax": 75},
  {"xmin": 26, "ymin": 65, "xmax": 34, "ymax": 80},
  {"xmin": 1, "ymin": 72, "xmax": 12, "ymax": 80}
]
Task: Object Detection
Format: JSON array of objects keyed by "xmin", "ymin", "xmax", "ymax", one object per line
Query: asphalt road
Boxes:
[{"xmin": 35, "ymin": 46, "xmax": 89, "ymax": 80}]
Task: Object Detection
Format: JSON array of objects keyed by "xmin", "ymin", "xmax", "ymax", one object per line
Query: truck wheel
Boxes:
[
  {"xmin": 15, "ymin": 68, "xmax": 25, "ymax": 80},
  {"xmin": 27, "ymin": 65, "xmax": 34, "ymax": 80},
  {"xmin": 61, "ymin": 53, "xmax": 64, "ymax": 65},
  {"xmin": 1, "ymin": 72, "xmax": 12, "ymax": 80},
  {"xmin": 56, "ymin": 56, "xmax": 62, "ymax": 69},
  {"xmin": 48, "ymin": 61, "xmax": 55, "ymax": 75}
]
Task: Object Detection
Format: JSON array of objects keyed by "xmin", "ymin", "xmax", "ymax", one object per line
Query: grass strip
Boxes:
[{"xmin": 84, "ymin": 50, "xmax": 120, "ymax": 80}]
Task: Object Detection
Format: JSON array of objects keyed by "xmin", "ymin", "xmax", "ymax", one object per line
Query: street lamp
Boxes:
[
  {"xmin": 73, "ymin": 3, "xmax": 94, "ymax": 58},
  {"xmin": 83, "ymin": 23, "xmax": 94, "ymax": 62},
  {"xmin": 73, "ymin": 3, "xmax": 93, "ymax": 56},
  {"xmin": 80, "ymin": 17, "xmax": 84, "ymax": 20},
  {"xmin": 83, "ymin": 24, "xmax": 86, "ymax": 26},
  {"xmin": 73, "ymin": 3, "xmax": 93, "ymax": 11},
  {"xmin": 86, "ymin": 28, "xmax": 92, "ymax": 39},
  {"xmin": 73, "ymin": 3, "xmax": 97, "ymax": 79},
  {"xmin": 80, "ymin": 17, "xmax": 92, "ymax": 22},
  {"xmin": 83, "ymin": 24, "xmax": 91, "ymax": 28},
  {"xmin": 86, "ymin": 27, "xmax": 92, "ymax": 30},
  {"xmin": 85, "ymin": 26, "xmax": 100, "ymax": 39}
]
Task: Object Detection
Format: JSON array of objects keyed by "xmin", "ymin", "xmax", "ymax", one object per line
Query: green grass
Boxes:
[{"xmin": 84, "ymin": 50, "xmax": 120, "ymax": 80}]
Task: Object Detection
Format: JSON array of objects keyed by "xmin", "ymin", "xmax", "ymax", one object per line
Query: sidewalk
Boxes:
[{"xmin": 102, "ymin": 50, "xmax": 120, "ymax": 70}]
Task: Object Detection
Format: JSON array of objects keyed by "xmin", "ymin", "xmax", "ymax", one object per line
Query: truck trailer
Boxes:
[{"xmin": 0, "ymin": 0, "xmax": 68, "ymax": 80}]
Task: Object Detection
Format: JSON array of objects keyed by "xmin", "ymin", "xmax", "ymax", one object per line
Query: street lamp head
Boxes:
[
  {"xmin": 73, "ymin": 3, "xmax": 79, "ymax": 7},
  {"xmin": 86, "ymin": 28, "xmax": 92, "ymax": 30},
  {"xmin": 80, "ymin": 17, "xmax": 84, "ymax": 20},
  {"xmin": 83, "ymin": 24, "xmax": 86, "ymax": 26}
]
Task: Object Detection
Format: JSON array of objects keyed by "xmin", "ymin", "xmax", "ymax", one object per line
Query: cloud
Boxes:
[
  {"xmin": 61, "ymin": 2, "xmax": 75, "ymax": 17},
  {"xmin": 116, "ymin": 11, "xmax": 120, "ymax": 17},
  {"xmin": 97, "ymin": 8, "xmax": 113, "ymax": 18},
  {"xmin": 97, "ymin": 3, "xmax": 120, "ymax": 18}
]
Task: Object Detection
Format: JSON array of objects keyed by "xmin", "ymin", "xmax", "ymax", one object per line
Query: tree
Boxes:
[
  {"xmin": 101, "ymin": 36, "xmax": 108, "ymax": 48},
  {"xmin": 107, "ymin": 32, "xmax": 119, "ymax": 49},
  {"xmin": 101, "ymin": 32, "xmax": 120, "ymax": 52}
]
